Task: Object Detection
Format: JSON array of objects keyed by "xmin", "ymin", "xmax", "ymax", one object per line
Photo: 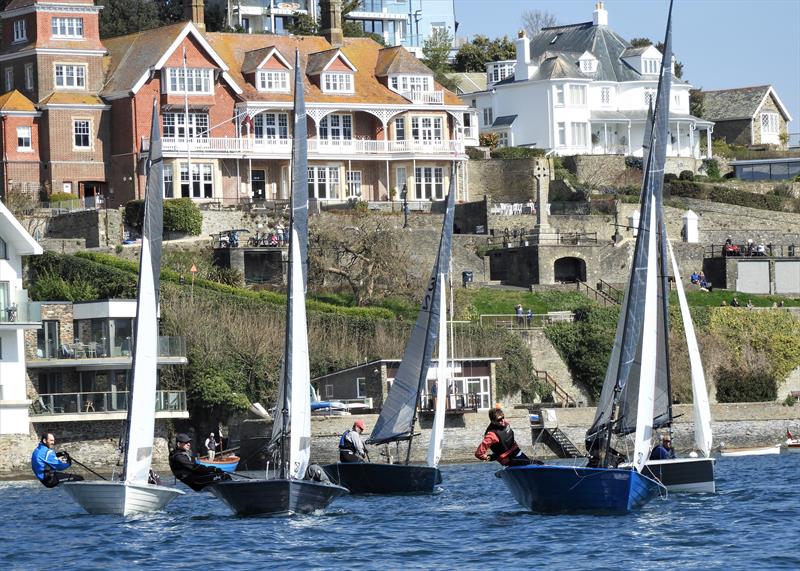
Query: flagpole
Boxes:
[{"xmin": 183, "ymin": 46, "xmax": 192, "ymax": 198}]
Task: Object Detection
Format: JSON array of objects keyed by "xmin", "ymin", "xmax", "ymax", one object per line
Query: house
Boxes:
[
  {"xmin": 312, "ymin": 357, "xmax": 500, "ymax": 414},
  {"xmin": 445, "ymin": 72, "xmax": 487, "ymax": 96},
  {"xmin": 0, "ymin": 0, "xmax": 477, "ymax": 207},
  {"xmin": 0, "ymin": 199, "xmax": 42, "ymax": 434},
  {"xmin": 700, "ymin": 85, "xmax": 792, "ymax": 148},
  {"xmin": 460, "ymin": 2, "xmax": 713, "ymax": 159},
  {"xmin": 23, "ymin": 300, "xmax": 189, "ymax": 423}
]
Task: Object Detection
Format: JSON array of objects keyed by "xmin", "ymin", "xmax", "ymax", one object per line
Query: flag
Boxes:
[
  {"xmin": 788, "ymin": 429, "xmax": 794, "ymax": 440},
  {"xmin": 241, "ymin": 114, "xmax": 254, "ymax": 131}
]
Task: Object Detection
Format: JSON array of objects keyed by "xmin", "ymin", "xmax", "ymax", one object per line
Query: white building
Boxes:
[
  {"xmin": 463, "ymin": 2, "xmax": 713, "ymax": 158},
  {"xmin": 0, "ymin": 200, "xmax": 42, "ymax": 435}
]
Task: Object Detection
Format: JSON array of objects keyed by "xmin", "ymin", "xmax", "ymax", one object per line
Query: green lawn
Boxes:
[
  {"xmin": 679, "ymin": 288, "xmax": 800, "ymax": 308},
  {"xmin": 455, "ymin": 288, "xmax": 591, "ymax": 316}
]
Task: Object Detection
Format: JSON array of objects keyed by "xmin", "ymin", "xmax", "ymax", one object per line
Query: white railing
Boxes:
[{"xmin": 401, "ymin": 90, "xmax": 444, "ymax": 104}]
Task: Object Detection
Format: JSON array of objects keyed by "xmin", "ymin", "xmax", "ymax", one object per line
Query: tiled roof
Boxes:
[
  {"xmin": 40, "ymin": 92, "xmax": 106, "ymax": 106},
  {"xmin": 6, "ymin": 0, "xmax": 95, "ymax": 9},
  {"xmin": 0, "ymin": 89, "xmax": 36, "ymax": 112},
  {"xmin": 700, "ymin": 85, "xmax": 772, "ymax": 121},
  {"xmin": 374, "ymin": 46, "xmax": 432, "ymax": 76},
  {"xmin": 306, "ymin": 48, "xmax": 342, "ymax": 75},
  {"xmin": 241, "ymin": 46, "xmax": 283, "ymax": 74},
  {"xmin": 537, "ymin": 54, "xmax": 587, "ymax": 80},
  {"xmin": 4, "ymin": 0, "xmax": 35, "ymax": 9},
  {"xmin": 445, "ymin": 72, "xmax": 486, "ymax": 95}
]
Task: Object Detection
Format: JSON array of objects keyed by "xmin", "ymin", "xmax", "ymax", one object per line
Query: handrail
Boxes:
[
  {"xmin": 576, "ymin": 281, "xmax": 619, "ymax": 306},
  {"xmin": 597, "ymin": 279, "xmax": 624, "ymax": 304},
  {"xmin": 534, "ymin": 368, "xmax": 576, "ymax": 407},
  {"xmin": 31, "ymin": 390, "xmax": 187, "ymax": 415},
  {"xmin": 704, "ymin": 242, "xmax": 797, "ymax": 258},
  {"xmin": 487, "ymin": 231, "xmax": 598, "ymax": 249},
  {"xmin": 479, "ymin": 312, "xmax": 575, "ymax": 330}
]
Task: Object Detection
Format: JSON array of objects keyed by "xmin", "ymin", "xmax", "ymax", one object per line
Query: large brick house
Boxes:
[{"xmin": 0, "ymin": 0, "xmax": 477, "ymax": 207}]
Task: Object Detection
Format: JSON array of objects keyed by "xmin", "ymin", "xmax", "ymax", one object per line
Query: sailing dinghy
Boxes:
[
  {"xmin": 322, "ymin": 168, "xmax": 457, "ymax": 494},
  {"xmin": 62, "ymin": 102, "xmax": 184, "ymax": 515},
  {"xmin": 208, "ymin": 51, "xmax": 348, "ymax": 515}
]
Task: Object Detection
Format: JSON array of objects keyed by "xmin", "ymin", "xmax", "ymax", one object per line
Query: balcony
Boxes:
[
  {"xmin": 30, "ymin": 390, "xmax": 189, "ymax": 421},
  {"xmin": 402, "ymin": 90, "xmax": 444, "ymax": 105},
  {"xmin": 29, "ymin": 335, "xmax": 187, "ymax": 367},
  {"xmin": 0, "ymin": 290, "xmax": 40, "ymax": 330}
]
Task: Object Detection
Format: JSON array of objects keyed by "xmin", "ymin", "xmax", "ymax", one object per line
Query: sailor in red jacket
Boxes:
[{"xmin": 475, "ymin": 408, "xmax": 532, "ymax": 466}]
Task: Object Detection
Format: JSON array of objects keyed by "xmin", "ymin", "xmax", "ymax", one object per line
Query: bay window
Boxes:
[{"xmin": 411, "ymin": 116, "xmax": 443, "ymax": 142}]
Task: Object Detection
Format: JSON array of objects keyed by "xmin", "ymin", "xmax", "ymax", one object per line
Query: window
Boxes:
[
  {"xmin": 253, "ymin": 112, "xmax": 288, "ymax": 139},
  {"xmin": 394, "ymin": 117, "xmax": 405, "ymax": 141},
  {"xmin": 390, "ymin": 75, "xmax": 432, "ymax": 93},
  {"xmin": 557, "ymin": 122, "xmax": 566, "ymax": 146},
  {"xmin": 411, "ymin": 116, "xmax": 443, "ymax": 142},
  {"xmin": 55, "ymin": 64, "xmax": 86, "ymax": 89},
  {"xmin": 346, "ymin": 170, "xmax": 362, "ymax": 198},
  {"xmin": 643, "ymin": 58, "xmax": 659, "ymax": 74},
  {"xmin": 395, "ymin": 166, "xmax": 407, "ymax": 195},
  {"xmin": 673, "ymin": 94, "xmax": 681, "ymax": 106},
  {"xmin": 51, "ymin": 17, "xmax": 84, "ymax": 38},
  {"xmin": 322, "ymin": 72, "xmax": 353, "ymax": 93},
  {"xmin": 601, "ymin": 87, "xmax": 611, "ymax": 105},
  {"xmin": 569, "ymin": 84, "xmax": 587, "ymax": 105},
  {"xmin": 180, "ymin": 163, "xmax": 214, "ymax": 198},
  {"xmin": 0, "ymin": 237, "xmax": 6, "ymax": 259},
  {"xmin": 13, "ymin": 19, "xmax": 26, "ymax": 42},
  {"xmin": 489, "ymin": 63, "xmax": 514, "ymax": 83},
  {"xmin": 17, "ymin": 126, "xmax": 31, "ymax": 151},
  {"xmin": 580, "ymin": 59, "xmax": 596, "ymax": 73},
  {"xmin": 73, "ymin": 120, "xmax": 91, "ymax": 149},
  {"xmin": 325, "ymin": 384, "xmax": 334, "ymax": 398},
  {"xmin": 414, "ymin": 166, "xmax": 444, "ymax": 200},
  {"xmin": 5, "ymin": 68, "xmax": 12, "ymax": 92},
  {"xmin": 166, "ymin": 67, "xmax": 213, "ymax": 94},
  {"xmin": 307, "ymin": 166, "xmax": 340, "ymax": 199},
  {"xmin": 163, "ymin": 168, "xmax": 173, "ymax": 198},
  {"xmin": 644, "ymin": 88, "xmax": 656, "ymax": 107},
  {"xmin": 162, "ymin": 113, "xmax": 209, "ymax": 139},
  {"xmin": 498, "ymin": 132, "xmax": 509, "ymax": 147},
  {"xmin": 554, "ymin": 85, "xmax": 565, "ymax": 106},
  {"xmin": 319, "ymin": 114, "xmax": 352, "ymax": 140},
  {"xmin": 571, "ymin": 122, "xmax": 588, "ymax": 147},
  {"xmin": 356, "ymin": 377, "xmax": 366, "ymax": 398},
  {"xmin": 761, "ymin": 113, "xmax": 779, "ymax": 134},
  {"xmin": 24, "ymin": 63, "xmax": 33, "ymax": 90},
  {"xmin": 482, "ymin": 107, "xmax": 493, "ymax": 127},
  {"xmin": 257, "ymin": 70, "xmax": 289, "ymax": 92}
]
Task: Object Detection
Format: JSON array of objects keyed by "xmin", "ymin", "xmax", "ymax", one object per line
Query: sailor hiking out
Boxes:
[
  {"xmin": 31, "ymin": 433, "xmax": 84, "ymax": 488},
  {"xmin": 169, "ymin": 433, "xmax": 231, "ymax": 491},
  {"xmin": 475, "ymin": 408, "xmax": 532, "ymax": 467}
]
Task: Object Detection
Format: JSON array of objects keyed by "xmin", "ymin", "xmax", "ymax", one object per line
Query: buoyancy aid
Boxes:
[
  {"xmin": 339, "ymin": 429, "xmax": 356, "ymax": 452},
  {"xmin": 484, "ymin": 422, "xmax": 520, "ymax": 463}
]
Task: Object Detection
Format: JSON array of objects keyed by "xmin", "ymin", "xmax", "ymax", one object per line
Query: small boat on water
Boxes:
[
  {"xmin": 785, "ymin": 430, "xmax": 800, "ymax": 453},
  {"xmin": 196, "ymin": 456, "xmax": 240, "ymax": 473},
  {"xmin": 720, "ymin": 445, "xmax": 781, "ymax": 457}
]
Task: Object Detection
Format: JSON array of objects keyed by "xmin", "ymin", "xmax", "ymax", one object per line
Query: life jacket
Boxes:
[
  {"xmin": 339, "ymin": 430, "xmax": 356, "ymax": 453},
  {"xmin": 485, "ymin": 422, "xmax": 520, "ymax": 463}
]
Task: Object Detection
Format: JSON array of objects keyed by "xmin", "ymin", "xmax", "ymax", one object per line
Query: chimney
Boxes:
[
  {"xmin": 515, "ymin": 30, "xmax": 530, "ymax": 82},
  {"xmin": 593, "ymin": 2, "xmax": 608, "ymax": 26},
  {"xmin": 184, "ymin": 0, "xmax": 205, "ymax": 31},
  {"xmin": 320, "ymin": 0, "xmax": 344, "ymax": 48}
]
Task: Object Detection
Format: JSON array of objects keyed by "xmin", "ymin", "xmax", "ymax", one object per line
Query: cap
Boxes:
[
  {"xmin": 354, "ymin": 419, "xmax": 366, "ymax": 431},
  {"xmin": 176, "ymin": 433, "xmax": 191, "ymax": 443}
]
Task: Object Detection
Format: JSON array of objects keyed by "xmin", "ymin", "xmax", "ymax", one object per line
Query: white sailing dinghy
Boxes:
[
  {"xmin": 62, "ymin": 102, "xmax": 184, "ymax": 515},
  {"xmin": 208, "ymin": 51, "xmax": 347, "ymax": 515}
]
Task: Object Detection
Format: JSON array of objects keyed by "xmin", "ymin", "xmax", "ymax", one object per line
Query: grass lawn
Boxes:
[
  {"xmin": 455, "ymin": 288, "xmax": 591, "ymax": 316},
  {"xmin": 679, "ymin": 288, "xmax": 800, "ymax": 308}
]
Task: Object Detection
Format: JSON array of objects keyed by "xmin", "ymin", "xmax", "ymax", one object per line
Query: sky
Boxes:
[{"xmin": 453, "ymin": 0, "xmax": 800, "ymax": 145}]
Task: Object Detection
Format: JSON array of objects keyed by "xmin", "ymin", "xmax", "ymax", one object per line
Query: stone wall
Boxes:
[
  {"xmin": 466, "ymin": 158, "xmax": 539, "ymax": 203},
  {"xmin": 44, "ymin": 209, "xmax": 122, "ymax": 248}
]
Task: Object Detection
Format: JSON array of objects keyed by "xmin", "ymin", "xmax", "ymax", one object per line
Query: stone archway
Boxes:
[{"xmin": 554, "ymin": 257, "xmax": 586, "ymax": 283}]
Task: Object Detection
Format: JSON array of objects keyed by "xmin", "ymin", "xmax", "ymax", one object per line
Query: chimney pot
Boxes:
[{"xmin": 321, "ymin": 0, "xmax": 344, "ymax": 48}]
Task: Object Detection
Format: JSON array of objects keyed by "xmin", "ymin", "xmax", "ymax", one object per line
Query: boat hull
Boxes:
[
  {"xmin": 720, "ymin": 445, "xmax": 781, "ymax": 457},
  {"xmin": 785, "ymin": 441, "xmax": 800, "ymax": 453},
  {"xmin": 498, "ymin": 464, "xmax": 662, "ymax": 514},
  {"xmin": 209, "ymin": 478, "xmax": 348, "ymax": 516},
  {"xmin": 322, "ymin": 462, "xmax": 442, "ymax": 495},
  {"xmin": 643, "ymin": 457, "xmax": 716, "ymax": 493},
  {"xmin": 61, "ymin": 481, "xmax": 184, "ymax": 515},
  {"xmin": 195, "ymin": 456, "xmax": 240, "ymax": 473}
]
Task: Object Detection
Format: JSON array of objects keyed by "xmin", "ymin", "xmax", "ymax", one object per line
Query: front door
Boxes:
[{"xmin": 252, "ymin": 170, "xmax": 266, "ymax": 200}]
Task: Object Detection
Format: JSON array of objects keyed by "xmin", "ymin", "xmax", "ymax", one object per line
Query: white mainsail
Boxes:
[
  {"xmin": 668, "ymin": 239, "xmax": 713, "ymax": 457},
  {"xmin": 426, "ymin": 274, "xmax": 448, "ymax": 468}
]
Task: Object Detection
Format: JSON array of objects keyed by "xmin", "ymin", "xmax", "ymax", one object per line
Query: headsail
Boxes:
[
  {"xmin": 270, "ymin": 49, "xmax": 311, "ymax": 479},
  {"xmin": 122, "ymin": 99, "xmax": 164, "ymax": 484},
  {"xmin": 368, "ymin": 166, "xmax": 457, "ymax": 446},
  {"xmin": 426, "ymin": 275, "xmax": 449, "ymax": 468}
]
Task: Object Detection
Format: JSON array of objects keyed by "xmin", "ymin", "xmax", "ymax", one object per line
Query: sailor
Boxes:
[
  {"xmin": 338, "ymin": 420, "xmax": 368, "ymax": 463},
  {"xmin": 205, "ymin": 432, "xmax": 218, "ymax": 461},
  {"xmin": 649, "ymin": 434, "xmax": 677, "ymax": 460},
  {"xmin": 475, "ymin": 408, "xmax": 531, "ymax": 466},
  {"xmin": 169, "ymin": 433, "xmax": 231, "ymax": 492},
  {"xmin": 31, "ymin": 432, "xmax": 85, "ymax": 488}
]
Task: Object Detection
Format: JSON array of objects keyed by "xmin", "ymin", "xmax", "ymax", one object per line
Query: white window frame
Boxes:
[
  {"xmin": 16, "ymin": 126, "xmax": 32, "ymax": 151},
  {"xmin": 165, "ymin": 67, "xmax": 213, "ymax": 95},
  {"xmin": 489, "ymin": 63, "xmax": 514, "ymax": 84},
  {"xmin": 321, "ymin": 72, "xmax": 353, "ymax": 94},
  {"xmin": 356, "ymin": 377, "xmax": 366, "ymax": 398},
  {"xmin": 761, "ymin": 112, "xmax": 779, "ymax": 135},
  {"xmin": 497, "ymin": 132, "xmax": 509, "ymax": 147},
  {"xmin": 256, "ymin": 70, "xmax": 289, "ymax": 92},
  {"xmin": 180, "ymin": 162, "xmax": 214, "ymax": 198},
  {"xmin": 13, "ymin": 19, "xmax": 26, "ymax": 43},
  {"xmin": 308, "ymin": 166, "xmax": 340, "ymax": 200},
  {"xmin": 347, "ymin": 171, "xmax": 362, "ymax": 198},
  {"xmin": 163, "ymin": 112, "xmax": 209, "ymax": 140},
  {"xmin": 253, "ymin": 112, "xmax": 289, "ymax": 140},
  {"xmin": 580, "ymin": 59, "xmax": 595, "ymax": 73},
  {"xmin": 643, "ymin": 58, "xmax": 659, "ymax": 74},
  {"xmin": 51, "ymin": 17, "xmax": 84, "ymax": 39},
  {"xmin": 569, "ymin": 84, "xmax": 587, "ymax": 106},
  {"xmin": 557, "ymin": 122, "xmax": 566, "ymax": 147},
  {"xmin": 55, "ymin": 64, "xmax": 86, "ymax": 89},
  {"xmin": 482, "ymin": 107, "xmax": 493, "ymax": 127},
  {"xmin": 394, "ymin": 117, "xmax": 405, "ymax": 141},
  {"xmin": 319, "ymin": 114, "xmax": 352, "ymax": 141},
  {"xmin": 163, "ymin": 168, "xmax": 174, "ymax": 198},
  {"xmin": 600, "ymin": 86, "xmax": 611, "ymax": 105},
  {"xmin": 411, "ymin": 116, "xmax": 443, "ymax": 142},
  {"xmin": 73, "ymin": 119, "xmax": 91, "ymax": 150},
  {"xmin": 390, "ymin": 74, "xmax": 432, "ymax": 94},
  {"xmin": 24, "ymin": 63, "xmax": 33, "ymax": 90},
  {"xmin": 673, "ymin": 93, "xmax": 681, "ymax": 106},
  {"xmin": 4, "ymin": 68, "xmax": 12, "ymax": 92},
  {"xmin": 414, "ymin": 166, "xmax": 444, "ymax": 200},
  {"xmin": 395, "ymin": 166, "xmax": 407, "ymax": 196},
  {"xmin": 325, "ymin": 384, "xmax": 334, "ymax": 398},
  {"xmin": 554, "ymin": 84, "xmax": 565, "ymax": 106},
  {"xmin": 571, "ymin": 122, "xmax": 588, "ymax": 147}
]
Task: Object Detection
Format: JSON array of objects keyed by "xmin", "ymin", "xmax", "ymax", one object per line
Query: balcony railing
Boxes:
[
  {"xmin": 145, "ymin": 137, "xmax": 465, "ymax": 156},
  {"xmin": 401, "ymin": 90, "xmax": 444, "ymax": 104},
  {"xmin": 33, "ymin": 335, "xmax": 186, "ymax": 360},
  {"xmin": 31, "ymin": 390, "xmax": 187, "ymax": 416},
  {"xmin": 0, "ymin": 290, "xmax": 40, "ymax": 324}
]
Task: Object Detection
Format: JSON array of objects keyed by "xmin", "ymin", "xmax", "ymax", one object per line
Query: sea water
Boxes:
[{"xmin": 1, "ymin": 454, "xmax": 798, "ymax": 570}]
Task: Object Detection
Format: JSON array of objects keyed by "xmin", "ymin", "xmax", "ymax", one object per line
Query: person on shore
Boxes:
[
  {"xmin": 31, "ymin": 432, "xmax": 85, "ymax": 488},
  {"xmin": 169, "ymin": 433, "xmax": 231, "ymax": 492},
  {"xmin": 339, "ymin": 420, "xmax": 369, "ymax": 463},
  {"xmin": 475, "ymin": 408, "xmax": 532, "ymax": 466},
  {"xmin": 650, "ymin": 434, "xmax": 676, "ymax": 460},
  {"xmin": 731, "ymin": 297, "xmax": 740, "ymax": 307},
  {"xmin": 205, "ymin": 432, "xmax": 218, "ymax": 460}
]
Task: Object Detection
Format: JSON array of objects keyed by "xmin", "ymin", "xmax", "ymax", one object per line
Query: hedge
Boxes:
[
  {"xmin": 124, "ymin": 198, "xmax": 203, "ymax": 235},
  {"xmin": 48, "ymin": 192, "xmax": 77, "ymax": 203},
  {"xmin": 490, "ymin": 147, "xmax": 546, "ymax": 160},
  {"xmin": 666, "ymin": 180, "xmax": 800, "ymax": 213}
]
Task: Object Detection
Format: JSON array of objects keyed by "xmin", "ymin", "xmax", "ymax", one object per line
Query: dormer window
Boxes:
[
  {"xmin": 166, "ymin": 68, "xmax": 213, "ymax": 94},
  {"xmin": 257, "ymin": 70, "xmax": 289, "ymax": 92},
  {"xmin": 389, "ymin": 75, "xmax": 432, "ymax": 94},
  {"xmin": 487, "ymin": 63, "xmax": 514, "ymax": 84},
  {"xmin": 52, "ymin": 17, "xmax": 84, "ymax": 39},
  {"xmin": 643, "ymin": 58, "xmax": 659, "ymax": 75},
  {"xmin": 13, "ymin": 20, "xmax": 27, "ymax": 43},
  {"xmin": 322, "ymin": 72, "xmax": 353, "ymax": 94},
  {"xmin": 580, "ymin": 59, "xmax": 597, "ymax": 74}
]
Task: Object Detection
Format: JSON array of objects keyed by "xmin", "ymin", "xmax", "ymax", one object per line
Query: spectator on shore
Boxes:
[
  {"xmin": 747, "ymin": 299, "xmax": 754, "ymax": 309},
  {"xmin": 526, "ymin": 309, "xmax": 533, "ymax": 327},
  {"xmin": 756, "ymin": 243, "xmax": 767, "ymax": 256},
  {"xmin": 690, "ymin": 271, "xmax": 700, "ymax": 284},
  {"xmin": 731, "ymin": 297, "xmax": 741, "ymax": 307},
  {"xmin": 720, "ymin": 300, "xmax": 727, "ymax": 307},
  {"xmin": 515, "ymin": 304, "xmax": 524, "ymax": 326},
  {"xmin": 747, "ymin": 239, "xmax": 755, "ymax": 256}
]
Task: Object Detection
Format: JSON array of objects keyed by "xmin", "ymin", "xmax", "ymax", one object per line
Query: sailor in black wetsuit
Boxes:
[
  {"xmin": 168, "ymin": 433, "xmax": 231, "ymax": 491},
  {"xmin": 475, "ymin": 408, "xmax": 532, "ymax": 466}
]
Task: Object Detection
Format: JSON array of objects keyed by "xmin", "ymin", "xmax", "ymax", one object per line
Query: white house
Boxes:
[
  {"xmin": 0, "ymin": 200, "xmax": 42, "ymax": 434},
  {"xmin": 463, "ymin": 2, "xmax": 713, "ymax": 158}
]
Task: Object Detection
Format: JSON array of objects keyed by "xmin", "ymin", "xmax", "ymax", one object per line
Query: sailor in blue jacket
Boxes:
[
  {"xmin": 649, "ymin": 434, "xmax": 677, "ymax": 461},
  {"xmin": 31, "ymin": 433, "xmax": 84, "ymax": 488}
]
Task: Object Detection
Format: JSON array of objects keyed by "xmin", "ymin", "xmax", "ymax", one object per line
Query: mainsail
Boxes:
[
  {"xmin": 122, "ymin": 100, "xmax": 164, "ymax": 484},
  {"xmin": 368, "ymin": 167, "xmax": 457, "ymax": 447},
  {"xmin": 270, "ymin": 50, "xmax": 311, "ymax": 479}
]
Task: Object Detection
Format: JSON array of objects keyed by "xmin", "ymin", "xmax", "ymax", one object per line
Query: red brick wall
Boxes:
[
  {"xmin": 36, "ymin": 11, "xmax": 103, "ymax": 50},
  {"xmin": 1, "ymin": 13, "xmax": 36, "ymax": 49},
  {"xmin": 35, "ymin": 53, "xmax": 105, "ymax": 96},
  {"xmin": 1, "ymin": 114, "xmax": 40, "ymax": 162}
]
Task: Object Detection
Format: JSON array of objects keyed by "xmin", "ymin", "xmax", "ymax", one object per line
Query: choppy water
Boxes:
[{"xmin": 2, "ymin": 454, "xmax": 799, "ymax": 570}]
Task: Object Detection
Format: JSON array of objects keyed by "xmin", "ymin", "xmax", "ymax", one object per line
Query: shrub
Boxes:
[
  {"xmin": 490, "ymin": 147, "xmax": 546, "ymax": 159},
  {"xmin": 702, "ymin": 158, "xmax": 721, "ymax": 180},
  {"xmin": 715, "ymin": 366, "xmax": 777, "ymax": 403},
  {"xmin": 48, "ymin": 192, "xmax": 77, "ymax": 203},
  {"xmin": 163, "ymin": 198, "xmax": 203, "ymax": 235},
  {"xmin": 124, "ymin": 200, "xmax": 144, "ymax": 229},
  {"xmin": 664, "ymin": 173, "xmax": 678, "ymax": 183},
  {"xmin": 679, "ymin": 170, "xmax": 695, "ymax": 181},
  {"xmin": 771, "ymin": 184, "xmax": 795, "ymax": 198},
  {"xmin": 625, "ymin": 156, "xmax": 643, "ymax": 170},
  {"xmin": 479, "ymin": 132, "xmax": 500, "ymax": 150}
]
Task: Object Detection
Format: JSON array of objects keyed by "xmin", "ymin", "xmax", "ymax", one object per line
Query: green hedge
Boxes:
[
  {"xmin": 490, "ymin": 147, "xmax": 546, "ymax": 160},
  {"xmin": 666, "ymin": 180, "xmax": 800, "ymax": 213},
  {"xmin": 124, "ymin": 198, "xmax": 203, "ymax": 235},
  {"xmin": 48, "ymin": 192, "xmax": 78, "ymax": 203},
  {"xmin": 715, "ymin": 366, "xmax": 777, "ymax": 402}
]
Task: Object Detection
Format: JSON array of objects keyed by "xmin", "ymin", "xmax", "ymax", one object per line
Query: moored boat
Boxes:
[
  {"xmin": 196, "ymin": 456, "xmax": 240, "ymax": 473},
  {"xmin": 720, "ymin": 445, "xmax": 781, "ymax": 457}
]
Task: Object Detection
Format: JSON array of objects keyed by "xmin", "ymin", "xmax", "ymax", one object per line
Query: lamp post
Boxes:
[{"xmin": 401, "ymin": 184, "xmax": 409, "ymax": 228}]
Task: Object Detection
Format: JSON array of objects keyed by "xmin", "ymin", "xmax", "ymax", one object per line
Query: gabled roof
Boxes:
[
  {"xmin": 701, "ymin": 85, "xmax": 792, "ymax": 122},
  {"xmin": 0, "ymin": 89, "xmax": 36, "ymax": 112},
  {"xmin": 492, "ymin": 115, "xmax": 517, "ymax": 128},
  {"xmin": 537, "ymin": 54, "xmax": 588, "ymax": 80},
  {"xmin": 0, "ymin": 199, "xmax": 42, "ymax": 256},
  {"xmin": 241, "ymin": 45, "xmax": 291, "ymax": 74},
  {"xmin": 374, "ymin": 46, "xmax": 432, "ymax": 76},
  {"xmin": 445, "ymin": 72, "xmax": 486, "ymax": 95},
  {"xmin": 620, "ymin": 45, "xmax": 652, "ymax": 58},
  {"xmin": 305, "ymin": 48, "xmax": 357, "ymax": 75}
]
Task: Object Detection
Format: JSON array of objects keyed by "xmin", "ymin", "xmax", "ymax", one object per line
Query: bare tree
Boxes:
[{"xmin": 521, "ymin": 9, "xmax": 558, "ymax": 38}]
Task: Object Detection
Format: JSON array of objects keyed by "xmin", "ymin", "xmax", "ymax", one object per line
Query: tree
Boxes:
[
  {"xmin": 99, "ymin": 0, "xmax": 161, "ymax": 38},
  {"xmin": 453, "ymin": 35, "xmax": 516, "ymax": 72},
  {"xmin": 154, "ymin": 0, "xmax": 184, "ymax": 26},
  {"xmin": 422, "ymin": 27, "xmax": 457, "ymax": 91},
  {"xmin": 521, "ymin": 9, "xmax": 557, "ymax": 37},
  {"xmin": 689, "ymin": 89, "xmax": 705, "ymax": 118},
  {"xmin": 286, "ymin": 12, "xmax": 319, "ymax": 36},
  {"xmin": 629, "ymin": 37, "xmax": 652, "ymax": 48}
]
